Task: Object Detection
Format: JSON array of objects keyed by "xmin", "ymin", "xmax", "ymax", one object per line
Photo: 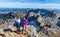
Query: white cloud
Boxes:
[{"xmin": 0, "ymin": 2, "xmax": 60, "ymax": 9}]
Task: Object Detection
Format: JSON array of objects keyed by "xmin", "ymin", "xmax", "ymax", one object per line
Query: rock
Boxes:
[
  {"xmin": 8, "ymin": 25, "xmax": 16, "ymax": 31},
  {"xmin": 29, "ymin": 12, "xmax": 35, "ymax": 17},
  {"xmin": 0, "ymin": 28, "xmax": 4, "ymax": 34},
  {"xmin": 0, "ymin": 11, "xmax": 60, "ymax": 37},
  {"xmin": 26, "ymin": 25, "xmax": 38, "ymax": 37}
]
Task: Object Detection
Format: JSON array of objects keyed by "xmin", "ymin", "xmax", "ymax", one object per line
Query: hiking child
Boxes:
[
  {"xmin": 23, "ymin": 14, "xmax": 29, "ymax": 30},
  {"xmin": 14, "ymin": 15, "xmax": 22, "ymax": 33}
]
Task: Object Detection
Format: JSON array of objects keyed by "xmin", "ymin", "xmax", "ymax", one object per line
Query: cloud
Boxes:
[
  {"xmin": 0, "ymin": 0, "xmax": 60, "ymax": 9},
  {"xmin": 0, "ymin": 2, "xmax": 60, "ymax": 9},
  {"xmin": 0, "ymin": 0, "xmax": 60, "ymax": 3},
  {"xmin": 0, "ymin": 0, "xmax": 18, "ymax": 2}
]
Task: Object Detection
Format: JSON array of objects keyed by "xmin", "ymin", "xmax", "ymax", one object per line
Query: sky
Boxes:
[{"xmin": 0, "ymin": 0, "xmax": 60, "ymax": 9}]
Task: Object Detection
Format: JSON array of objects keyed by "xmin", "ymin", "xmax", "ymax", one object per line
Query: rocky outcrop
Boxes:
[{"xmin": 0, "ymin": 10, "xmax": 60, "ymax": 37}]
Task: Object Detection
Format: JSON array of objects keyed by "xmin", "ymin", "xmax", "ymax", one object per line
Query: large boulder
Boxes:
[{"xmin": 26, "ymin": 25, "xmax": 38, "ymax": 37}]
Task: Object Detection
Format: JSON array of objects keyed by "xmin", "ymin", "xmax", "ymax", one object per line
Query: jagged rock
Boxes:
[
  {"xmin": 0, "ymin": 11, "xmax": 60, "ymax": 37},
  {"xmin": 29, "ymin": 12, "xmax": 35, "ymax": 17},
  {"xmin": 26, "ymin": 25, "xmax": 38, "ymax": 37},
  {"xmin": 0, "ymin": 28, "xmax": 4, "ymax": 34}
]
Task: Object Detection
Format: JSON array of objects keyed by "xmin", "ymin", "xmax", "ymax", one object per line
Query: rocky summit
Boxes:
[{"xmin": 0, "ymin": 9, "xmax": 60, "ymax": 37}]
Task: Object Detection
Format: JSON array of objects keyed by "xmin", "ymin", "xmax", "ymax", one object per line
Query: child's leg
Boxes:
[
  {"xmin": 16, "ymin": 26, "xmax": 20, "ymax": 32},
  {"xmin": 15, "ymin": 26, "xmax": 20, "ymax": 34},
  {"xmin": 24, "ymin": 26, "xmax": 26, "ymax": 31},
  {"xmin": 24, "ymin": 24, "xmax": 28, "ymax": 30}
]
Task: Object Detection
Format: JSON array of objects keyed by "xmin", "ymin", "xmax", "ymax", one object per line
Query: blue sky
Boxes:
[
  {"xmin": 0, "ymin": 0, "xmax": 60, "ymax": 3},
  {"xmin": 0, "ymin": 0, "xmax": 60, "ymax": 9}
]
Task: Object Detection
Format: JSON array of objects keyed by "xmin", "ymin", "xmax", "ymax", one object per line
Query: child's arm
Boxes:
[{"xmin": 26, "ymin": 14, "xmax": 29, "ymax": 20}]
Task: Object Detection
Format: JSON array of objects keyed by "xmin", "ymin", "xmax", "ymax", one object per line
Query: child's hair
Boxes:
[{"xmin": 17, "ymin": 15, "xmax": 21, "ymax": 18}]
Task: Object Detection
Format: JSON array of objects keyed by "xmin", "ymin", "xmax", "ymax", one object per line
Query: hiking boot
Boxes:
[{"xmin": 16, "ymin": 31, "xmax": 20, "ymax": 34}]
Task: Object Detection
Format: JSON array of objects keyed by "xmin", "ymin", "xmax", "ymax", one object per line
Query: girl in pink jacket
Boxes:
[{"xmin": 23, "ymin": 15, "xmax": 29, "ymax": 30}]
